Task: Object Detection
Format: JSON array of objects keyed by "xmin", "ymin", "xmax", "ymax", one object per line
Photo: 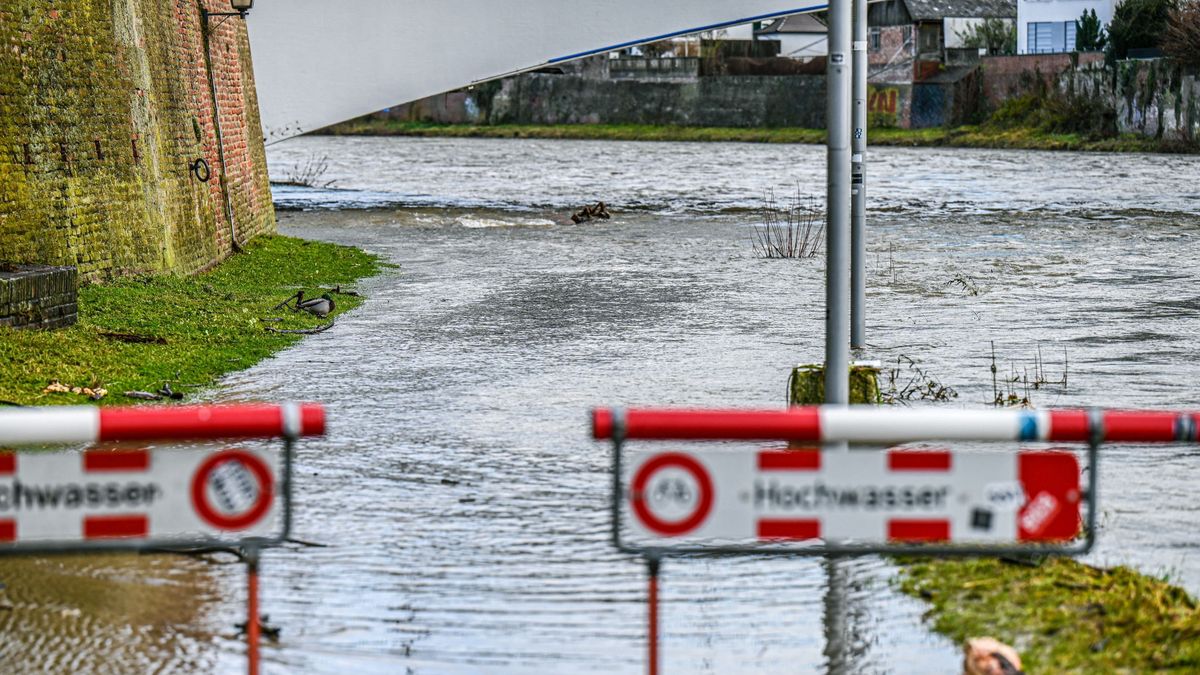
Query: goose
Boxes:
[{"xmin": 296, "ymin": 293, "xmax": 335, "ymax": 318}]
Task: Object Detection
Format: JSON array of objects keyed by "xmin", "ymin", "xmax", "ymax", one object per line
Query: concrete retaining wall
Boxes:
[{"xmin": 487, "ymin": 73, "xmax": 827, "ymax": 128}]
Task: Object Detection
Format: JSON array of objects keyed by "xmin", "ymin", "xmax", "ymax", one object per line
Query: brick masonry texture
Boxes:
[
  {"xmin": 0, "ymin": 0, "xmax": 274, "ymax": 283},
  {"xmin": 0, "ymin": 264, "xmax": 77, "ymax": 329}
]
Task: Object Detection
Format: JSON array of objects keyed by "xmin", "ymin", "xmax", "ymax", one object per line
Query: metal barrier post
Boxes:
[
  {"xmin": 246, "ymin": 546, "xmax": 261, "ymax": 675},
  {"xmin": 647, "ymin": 555, "xmax": 661, "ymax": 675}
]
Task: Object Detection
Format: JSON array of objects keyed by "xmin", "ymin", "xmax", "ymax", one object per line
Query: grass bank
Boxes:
[
  {"xmin": 319, "ymin": 119, "xmax": 1197, "ymax": 153},
  {"xmin": 899, "ymin": 557, "xmax": 1200, "ymax": 671},
  {"xmin": 0, "ymin": 235, "xmax": 384, "ymax": 406}
]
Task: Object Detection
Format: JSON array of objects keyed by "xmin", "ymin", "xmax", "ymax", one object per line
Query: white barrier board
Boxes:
[
  {"xmin": 625, "ymin": 448, "xmax": 1080, "ymax": 546},
  {"xmin": 0, "ymin": 447, "xmax": 280, "ymax": 549}
]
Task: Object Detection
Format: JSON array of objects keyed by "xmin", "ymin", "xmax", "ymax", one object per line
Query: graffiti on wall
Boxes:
[{"xmin": 867, "ymin": 85, "xmax": 900, "ymax": 127}]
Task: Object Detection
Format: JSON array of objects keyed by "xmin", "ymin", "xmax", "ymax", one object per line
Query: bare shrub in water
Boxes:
[
  {"xmin": 989, "ymin": 341, "xmax": 1069, "ymax": 407},
  {"xmin": 881, "ymin": 355, "xmax": 959, "ymax": 404},
  {"xmin": 278, "ymin": 154, "xmax": 338, "ymax": 188},
  {"xmin": 752, "ymin": 189, "xmax": 824, "ymax": 259}
]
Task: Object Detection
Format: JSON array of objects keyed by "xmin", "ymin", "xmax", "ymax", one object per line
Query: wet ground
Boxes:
[{"xmin": 3, "ymin": 136, "xmax": 1198, "ymax": 673}]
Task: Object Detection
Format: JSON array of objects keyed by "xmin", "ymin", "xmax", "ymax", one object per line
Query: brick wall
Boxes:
[
  {"xmin": 0, "ymin": 264, "xmax": 76, "ymax": 329},
  {"xmin": 980, "ymin": 52, "xmax": 1105, "ymax": 109},
  {"xmin": 0, "ymin": 0, "xmax": 273, "ymax": 283},
  {"xmin": 868, "ymin": 25, "xmax": 915, "ymax": 85}
]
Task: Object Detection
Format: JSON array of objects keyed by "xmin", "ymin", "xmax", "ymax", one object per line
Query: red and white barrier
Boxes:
[
  {"xmin": 0, "ymin": 447, "xmax": 280, "ymax": 544},
  {"xmin": 593, "ymin": 407, "xmax": 1199, "ymax": 444},
  {"xmin": 626, "ymin": 447, "xmax": 1080, "ymax": 545},
  {"xmin": 0, "ymin": 403, "xmax": 325, "ymax": 446}
]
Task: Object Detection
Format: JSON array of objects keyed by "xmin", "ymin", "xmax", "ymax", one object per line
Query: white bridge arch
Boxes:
[{"xmin": 247, "ymin": 1, "xmax": 826, "ymax": 143}]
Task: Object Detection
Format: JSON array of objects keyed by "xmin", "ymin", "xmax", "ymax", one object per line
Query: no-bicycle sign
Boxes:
[
  {"xmin": 0, "ymin": 446, "xmax": 282, "ymax": 552},
  {"xmin": 622, "ymin": 447, "xmax": 1081, "ymax": 550}
]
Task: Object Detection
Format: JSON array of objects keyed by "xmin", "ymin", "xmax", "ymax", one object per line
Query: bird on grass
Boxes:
[
  {"xmin": 296, "ymin": 293, "xmax": 335, "ymax": 318},
  {"xmin": 274, "ymin": 291, "xmax": 336, "ymax": 318}
]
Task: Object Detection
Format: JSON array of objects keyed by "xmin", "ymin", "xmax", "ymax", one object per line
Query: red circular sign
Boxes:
[
  {"xmin": 190, "ymin": 449, "xmax": 274, "ymax": 530},
  {"xmin": 631, "ymin": 453, "xmax": 714, "ymax": 536}
]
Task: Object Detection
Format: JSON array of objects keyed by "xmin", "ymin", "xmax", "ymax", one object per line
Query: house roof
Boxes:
[
  {"xmin": 755, "ymin": 13, "xmax": 828, "ymax": 35},
  {"xmin": 903, "ymin": 0, "xmax": 1015, "ymax": 20}
]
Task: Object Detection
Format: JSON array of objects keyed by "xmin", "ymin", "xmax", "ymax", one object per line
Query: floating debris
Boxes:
[
  {"xmin": 235, "ymin": 614, "xmax": 282, "ymax": 641},
  {"xmin": 570, "ymin": 201, "xmax": 611, "ymax": 224},
  {"xmin": 124, "ymin": 391, "xmax": 164, "ymax": 401}
]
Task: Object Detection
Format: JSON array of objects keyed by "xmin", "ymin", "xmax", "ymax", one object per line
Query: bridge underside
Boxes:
[{"xmin": 247, "ymin": 1, "xmax": 825, "ymax": 143}]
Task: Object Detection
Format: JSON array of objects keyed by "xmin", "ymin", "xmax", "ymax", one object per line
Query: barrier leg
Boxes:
[
  {"xmin": 647, "ymin": 555, "xmax": 661, "ymax": 675},
  {"xmin": 247, "ymin": 547, "xmax": 260, "ymax": 675}
]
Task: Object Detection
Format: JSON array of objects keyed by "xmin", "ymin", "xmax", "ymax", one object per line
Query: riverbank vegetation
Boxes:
[
  {"xmin": 898, "ymin": 557, "xmax": 1200, "ymax": 671},
  {"xmin": 0, "ymin": 235, "xmax": 383, "ymax": 406},
  {"xmin": 320, "ymin": 118, "xmax": 1196, "ymax": 153}
]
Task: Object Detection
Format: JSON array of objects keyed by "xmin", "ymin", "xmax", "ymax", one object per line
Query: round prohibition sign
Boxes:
[
  {"xmin": 631, "ymin": 452, "xmax": 714, "ymax": 536},
  {"xmin": 190, "ymin": 449, "xmax": 274, "ymax": 530}
]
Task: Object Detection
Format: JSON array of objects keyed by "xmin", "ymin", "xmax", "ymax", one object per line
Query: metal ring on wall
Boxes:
[{"xmin": 190, "ymin": 158, "xmax": 212, "ymax": 182}]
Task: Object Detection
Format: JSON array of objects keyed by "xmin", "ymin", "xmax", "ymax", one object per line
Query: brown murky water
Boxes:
[{"xmin": 4, "ymin": 136, "xmax": 1198, "ymax": 673}]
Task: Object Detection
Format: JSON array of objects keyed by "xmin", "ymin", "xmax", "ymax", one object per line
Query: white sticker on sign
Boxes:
[
  {"xmin": 985, "ymin": 481, "xmax": 1025, "ymax": 511},
  {"xmin": 207, "ymin": 459, "xmax": 262, "ymax": 517}
]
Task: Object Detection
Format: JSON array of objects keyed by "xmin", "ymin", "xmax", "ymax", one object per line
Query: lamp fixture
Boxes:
[{"xmin": 202, "ymin": 0, "xmax": 253, "ymax": 35}]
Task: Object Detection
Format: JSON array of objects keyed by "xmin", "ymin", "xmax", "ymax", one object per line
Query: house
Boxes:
[
  {"xmin": 866, "ymin": 0, "xmax": 1015, "ymax": 127},
  {"xmin": 1017, "ymin": 0, "xmax": 1115, "ymax": 53},
  {"xmin": 753, "ymin": 14, "xmax": 829, "ymax": 57},
  {"xmin": 868, "ymin": 0, "xmax": 1017, "ymax": 83}
]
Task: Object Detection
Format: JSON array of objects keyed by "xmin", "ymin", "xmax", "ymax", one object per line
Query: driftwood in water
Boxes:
[{"xmin": 570, "ymin": 201, "xmax": 611, "ymax": 223}]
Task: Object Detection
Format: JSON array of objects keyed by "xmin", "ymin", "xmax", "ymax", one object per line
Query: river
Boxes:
[{"xmin": 6, "ymin": 136, "xmax": 1200, "ymax": 673}]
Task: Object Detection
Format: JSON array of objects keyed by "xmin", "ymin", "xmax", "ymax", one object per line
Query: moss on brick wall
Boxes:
[{"xmin": 0, "ymin": 0, "xmax": 274, "ymax": 282}]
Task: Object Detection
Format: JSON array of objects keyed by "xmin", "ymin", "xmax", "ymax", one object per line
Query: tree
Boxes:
[
  {"xmin": 1106, "ymin": 0, "xmax": 1178, "ymax": 63},
  {"xmin": 956, "ymin": 18, "xmax": 1017, "ymax": 55},
  {"xmin": 1162, "ymin": 0, "xmax": 1200, "ymax": 67},
  {"xmin": 1075, "ymin": 9, "xmax": 1108, "ymax": 51}
]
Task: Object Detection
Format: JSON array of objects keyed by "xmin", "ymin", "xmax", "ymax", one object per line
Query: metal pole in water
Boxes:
[
  {"xmin": 825, "ymin": 0, "xmax": 852, "ymax": 407},
  {"xmin": 647, "ymin": 555, "xmax": 661, "ymax": 675},
  {"xmin": 246, "ymin": 547, "xmax": 260, "ymax": 675},
  {"xmin": 851, "ymin": 0, "xmax": 868, "ymax": 350}
]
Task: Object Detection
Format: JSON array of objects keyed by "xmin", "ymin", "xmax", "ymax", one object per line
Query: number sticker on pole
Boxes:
[
  {"xmin": 0, "ymin": 447, "xmax": 284, "ymax": 553},
  {"xmin": 623, "ymin": 448, "xmax": 1082, "ymax": 551}
]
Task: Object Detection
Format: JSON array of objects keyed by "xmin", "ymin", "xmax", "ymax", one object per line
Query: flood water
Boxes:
[{"xmin": 5, "ymin": 136, "xmax": 1200, "ymax": 673}]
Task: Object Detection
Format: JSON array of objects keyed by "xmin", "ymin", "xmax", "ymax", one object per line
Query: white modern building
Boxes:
[
  {"xmin": 755, "ymin": 14, "xmax": 829, "ymax": 57},
  {"xmin": 1017, "ymin": 0, "xmax": 1115, "ymax": 53}
]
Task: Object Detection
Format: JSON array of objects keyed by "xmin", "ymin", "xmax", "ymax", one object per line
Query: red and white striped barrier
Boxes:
[
  {"xmin": 0, "ymin": 403, "xmax": 325, "ymax": 446},
  {"xmin": 593, "ymin": 406, "xmax": 1200, "ymax": 444},
  {"xmin": 0, "ymin": 447, "xmax": 280, "ymax": 544},
  {"xmin": 626, "ymin": 447, "xmax": 1079, "ymax": 545}
]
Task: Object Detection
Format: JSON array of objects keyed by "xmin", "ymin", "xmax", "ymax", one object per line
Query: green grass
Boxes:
[
  {"xmin": 898, "ymin": 557, "xmax": 1200, "ymax": 672},
  {"xmin": 0, "ymin": 235, "xmax": 385, "ymax": 406},
  {"xmin": 319, "ymin": 119, "xmax": 1197, "ymax": 153}
]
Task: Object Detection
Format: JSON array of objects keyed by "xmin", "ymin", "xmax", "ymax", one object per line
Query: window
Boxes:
[
  {"xmin": 870, "ymin": 27, "xmax": 881, "ymax": 51},
  {"xmin": 1026, "ymin": 21, "xmax": 1077, "ymax": 53}
]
